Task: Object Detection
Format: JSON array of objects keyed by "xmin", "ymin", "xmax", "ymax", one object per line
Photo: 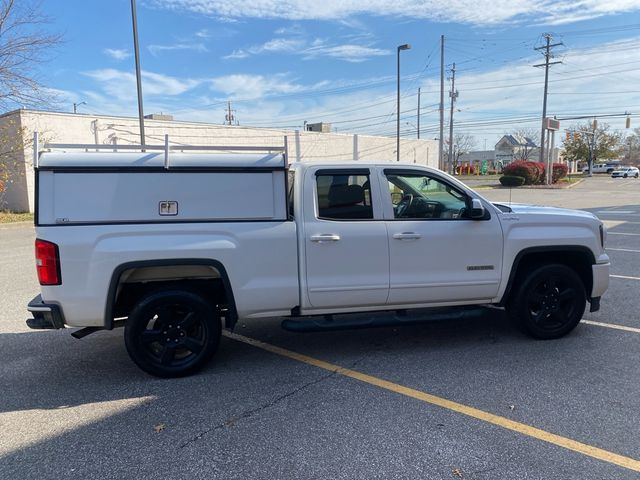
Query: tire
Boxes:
[
  {"xmin": 125, "ymin": 289, "xmax": 221, "ymax": 377},
  {"xmin": 507, "ymin": 264, "xmax": 586, "ymax": 339},
  {"xmin": 624, "ymin": 173, "xmax": 628, "ymax": 178},
  {"xmin": 635, "ymin": 173, "xmax": 639, "ymax": 178}
]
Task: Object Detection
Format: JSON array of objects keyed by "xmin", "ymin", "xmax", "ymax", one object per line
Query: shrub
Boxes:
[
  {"xmin": 502, "ymin": 161, "xmax": 543, "ymax": 185},
  {"xmin": 552, "ymin": 163, "xmax": 568, "ymax": 183},
  {"xmin": 499, "ymin": 175, "xmax": 525, "ymax": 187}
]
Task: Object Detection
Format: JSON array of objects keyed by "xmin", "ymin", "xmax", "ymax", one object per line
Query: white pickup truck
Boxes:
[{"xmin": 27, "ymin": 139, "xmax": 610, "ymax": 377}]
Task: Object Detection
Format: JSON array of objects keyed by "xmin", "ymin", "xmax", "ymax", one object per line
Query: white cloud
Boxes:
[
  {"xmin": 303, "ymin": 44, "xmax": 389, "ymax": 62},
  {"xmin": 103, "ymin": 48, "xmax": 131, "ymax": 61},
  {"xmin": 224, "ymin": 38, "xmax": 305, "ymax": 59},
  {"xmin": 209, "ymin": 74, "xmax": 307, "ymax": 100},
  {"xmin": 225, "ymin": 37, "xmax": 389, "ymax": 62},
  {"xmin": 148, "ymin": 43, "xmax": 209, "ymax": 56},
  {"xmin": 147, "ymin": 0, "xmax": 640, "ymax": 26},
  {"xmin": 82, "ymin": 69, "xmax": 200, "ymax": 101}
]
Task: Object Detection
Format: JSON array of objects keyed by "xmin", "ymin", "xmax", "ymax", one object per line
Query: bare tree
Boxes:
[
  {"xmin": 509, "ymin": 128, "xmax": 539, "ymax": 161},
  {"xmin": 451, "ymin": 133, "xmax": 477, "ymax": 170},
  {"xmin": 0, "ymin": 0, "xmax": 61, "ymax": 109}
]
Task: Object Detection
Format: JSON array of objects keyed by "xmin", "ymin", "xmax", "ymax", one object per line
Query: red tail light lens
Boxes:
[{"xmin": 35, "ymin": 239, "xmax": 61, "ymax": 285}]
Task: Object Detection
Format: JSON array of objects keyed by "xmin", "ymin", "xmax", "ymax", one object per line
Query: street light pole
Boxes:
[
  {"xmin": 73, "ymin": 101, "xmax": 86, "ymax": 114},
  {"xmin": 397, "ymin": 44, "xmax": 411, "ymax": 162},
  {"xmin": 131, "ymin": 0, "xmax": 146, "ymax": 149}
]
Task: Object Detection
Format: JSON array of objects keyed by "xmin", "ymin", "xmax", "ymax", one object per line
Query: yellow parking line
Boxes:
[{"xmin": 223, "ymin": 331, "xmax": 640, "ymax": 473}]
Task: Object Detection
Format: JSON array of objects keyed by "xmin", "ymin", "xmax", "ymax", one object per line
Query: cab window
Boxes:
[
  {"xmin": 386, "ymin": 172, "xmax": 468, "ymax": 219},
  {"xmin": 316, "ymin": 173, "xmax": 373, "ymax": 220}
]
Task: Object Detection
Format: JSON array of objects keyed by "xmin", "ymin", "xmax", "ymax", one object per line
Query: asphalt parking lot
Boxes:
[{"xmin": 1, "ymin": 175, "xmax": 639, "ymax": 479}]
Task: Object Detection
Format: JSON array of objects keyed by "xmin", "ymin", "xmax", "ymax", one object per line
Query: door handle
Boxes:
[
  {"xmin": 310, "ymin": 234, "xmax": 341, "ymax": 242},
  {"xmin": 392, "ymin": 232, "xmax": 422, "ymax": 240}
]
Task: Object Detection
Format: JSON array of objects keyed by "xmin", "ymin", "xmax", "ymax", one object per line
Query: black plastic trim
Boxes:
[
  {"xmin": 34, "ymin": 168, "xmax": 40, "ymax": 226},
  {"xmin": 37, "ymin": 219, "xmax": 289, "ymax": 227},
  {"xmin": 589, "ymin": 296, "xmax": 601, "ymax": 312},
  {"xmin": 104, "ymin": 259, "xmax": 238, "ymax": 330},
  {"xmin": 27, "ymin": 294, "xmax": 66, "ymax": 329},
  {"xmin": 498, "ymin": 246, "xmax": 596, "ymax": 306},
  {"xmin": 315, "ymin": 168, "xmax": 370, "ymax": 176}
]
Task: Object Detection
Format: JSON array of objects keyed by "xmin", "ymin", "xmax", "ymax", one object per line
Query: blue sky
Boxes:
[{"xmin": 38, "ymin": 0, "xmax": 640, "ymax": 147}]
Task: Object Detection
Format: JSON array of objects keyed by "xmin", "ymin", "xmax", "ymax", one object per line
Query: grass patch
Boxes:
[{"xmin": 0, "ymin": 211, "xmax": 34, "ymax": 223}]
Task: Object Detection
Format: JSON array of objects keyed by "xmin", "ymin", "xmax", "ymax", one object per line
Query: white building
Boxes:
[{"xmin": 0, "ymin": 109, "xmax": 438, "ymax": 212}]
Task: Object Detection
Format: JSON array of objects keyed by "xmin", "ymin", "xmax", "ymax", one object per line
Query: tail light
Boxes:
[{"xmin": 35, "ymin": 239, "xmax": 61, "ymax": 285}]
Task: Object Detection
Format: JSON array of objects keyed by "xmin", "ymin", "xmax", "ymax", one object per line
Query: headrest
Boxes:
[{"xmin": 328, "ymin": 184, "xmax": 365, "ymax": 207}]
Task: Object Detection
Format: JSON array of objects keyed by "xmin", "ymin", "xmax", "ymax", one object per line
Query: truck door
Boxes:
[
  {"xmin": 301, "ymin": 167, "xmax": 389, "ymax": 309},
  {"xmin": 380, "ymin": 168, "xmax": 503, "ymax": 305}
]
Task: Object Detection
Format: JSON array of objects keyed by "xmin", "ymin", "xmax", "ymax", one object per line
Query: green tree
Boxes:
[
  {"xmin": 622, "ymin": 127, "xmax": 640, "ymax": 165},
  {"xmin": 562, "ymin": 122, "xmax": 621, "ymax": 168}
]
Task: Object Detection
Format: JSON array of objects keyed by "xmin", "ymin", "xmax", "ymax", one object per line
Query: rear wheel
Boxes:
[
  {"xmin": 124, "ymin": 289, "xmax": 221, "ymax": 377},
  {"xmin": 507, "ymin": 264, "xmax": 586, "ymax": 339}
]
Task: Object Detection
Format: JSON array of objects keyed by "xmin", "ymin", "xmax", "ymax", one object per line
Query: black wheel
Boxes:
[
  {"xmin": 507, "ymin": 264, "xmax": 586, "ymax": 339},
  {"xmin": 623, "ymin": 173, "xmax": 628, "ymax": 178},
  {"xmin": 125, "ymin": 289, "xmax": 221, "ymax": 377},
  {"xmin": 635, "ymin": 173, "xmax": 639, "ymax": 178}
]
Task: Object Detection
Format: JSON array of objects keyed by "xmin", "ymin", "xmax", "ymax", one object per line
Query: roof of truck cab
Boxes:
[
  {"xmin": 38, "ymin": 151, "xmax": 285, "ymax": 168},
  {"xmin": 290, "ymin": 161, "xmax": 441, "ymax": 172}
]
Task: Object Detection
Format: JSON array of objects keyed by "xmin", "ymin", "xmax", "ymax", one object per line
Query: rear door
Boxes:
[{"xmin": 301, "ymin": 167, "xmax": 389, "ymax": 309}]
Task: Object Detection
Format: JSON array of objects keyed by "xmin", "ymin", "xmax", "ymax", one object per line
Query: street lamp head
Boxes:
[{"xmin": 398, "ymin": 44, "xmax": 411, "ymax": 51}]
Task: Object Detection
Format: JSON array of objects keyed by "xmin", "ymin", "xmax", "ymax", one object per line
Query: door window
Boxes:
[
  {"xmin": 316, "ymin": 173, "xmax": 373, "ymax": 220},
  {"xmin": 386, "ymin": 172, "xmax": 468, "ymax": 219}
]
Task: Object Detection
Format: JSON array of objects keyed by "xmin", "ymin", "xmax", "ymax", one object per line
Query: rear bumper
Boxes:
[{"xmin": 26, "ymin": 294, "xmax": 66, "ymax": 330}]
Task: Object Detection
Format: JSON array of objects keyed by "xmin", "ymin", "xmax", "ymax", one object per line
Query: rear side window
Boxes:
[{"xmin": 316, "ymin": 173, "xmax": 373, "ymax": 220}]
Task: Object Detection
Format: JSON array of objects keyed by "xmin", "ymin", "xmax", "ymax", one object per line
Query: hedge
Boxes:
[
  {"xmin": 499, "ymin": 175, "xmax": 526, "ymax": 187},
  {"xmin": 502, "ymin": 160, "xmax": 545, "ymax": 185}
]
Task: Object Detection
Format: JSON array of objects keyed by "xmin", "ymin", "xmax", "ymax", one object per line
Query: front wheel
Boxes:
[
  {"xmin": 125, "ymin": 289, "xmax": 221, "ymax": 377},
  {"xmin": 507, "ymin": 264, "xmax": 586, "ymax": 339}
]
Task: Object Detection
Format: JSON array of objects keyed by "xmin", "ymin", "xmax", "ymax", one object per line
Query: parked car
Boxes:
[
  {"xmin": 582, "ymin": 162, "xmax": 621, "ymax": 174},
  {"xmin": 611, "ymin": 166, "xmax": 639, "ymax": 178}
]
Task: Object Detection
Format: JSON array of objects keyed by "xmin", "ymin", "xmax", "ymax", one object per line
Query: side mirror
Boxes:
[{"xmin": 470, "ymin": 198, "xmax": 485, "ymax": 219}]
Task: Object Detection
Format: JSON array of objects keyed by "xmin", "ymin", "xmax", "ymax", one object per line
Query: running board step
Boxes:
[{"xmin": 281, "ymin": 307, "xmax": 487, "ymax": 333}]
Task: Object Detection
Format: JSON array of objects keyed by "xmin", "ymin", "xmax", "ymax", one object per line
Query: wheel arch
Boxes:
[
  {"xmin": 105, "ymin": 259, "xmax": 238, "ymax": 330},
  {"xmin": 499, "ymin": 246, "xmax": 595, "ymax": 306}
]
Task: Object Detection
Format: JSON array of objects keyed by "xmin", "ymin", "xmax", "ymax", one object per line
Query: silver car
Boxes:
[{"xmin": 611, "ymin": 166, "xmax": 640, "ymax": 178}]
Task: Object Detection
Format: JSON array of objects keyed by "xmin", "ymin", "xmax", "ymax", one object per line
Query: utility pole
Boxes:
[
  {"xmin": 130, "ymin": 0, "xmax": 146, "ymax": 149},
  {"xmin": 417, "ymin": 87, "xmax": 421, "ymax": 139},
  {"xmin": 439, "ymin": 34, "xmax": 445, "ymax": 170},
  {"xmin": 448, "ymin": 63, "xmax": 457, "ymax": 174},
  {"xmin": 225, "ymin": 101, "xmax": 237, "ymax": 125},
  {"xmin": 534, "ymin": 33, "xmax": 562, "ymax": 168}
]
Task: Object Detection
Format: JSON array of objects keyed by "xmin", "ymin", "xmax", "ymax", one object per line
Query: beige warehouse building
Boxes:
[{"xmin": 0, "ymin": 109, "xmax": 438, "ymax": 212}]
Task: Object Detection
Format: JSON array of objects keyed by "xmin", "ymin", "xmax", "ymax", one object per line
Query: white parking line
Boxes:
[
  {"xmin": 581, "ymin": 320, "xmax": 640, "ymax": 334},
  {"xmin": 610, "ymin": 274, "xmax": 640, "ymax": 280},
  {"xmin": 607, "ymin": 248, "xmax": 640, "ymax": 253},
  {"xmin": 607, "ymin": 232, "xmax": 640, "ymax": 236}
]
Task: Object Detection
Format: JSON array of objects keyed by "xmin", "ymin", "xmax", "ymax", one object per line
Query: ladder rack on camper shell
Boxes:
[{"xmin": 32, "ymin": 132, "xmax": 290, "ymax": 169}]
